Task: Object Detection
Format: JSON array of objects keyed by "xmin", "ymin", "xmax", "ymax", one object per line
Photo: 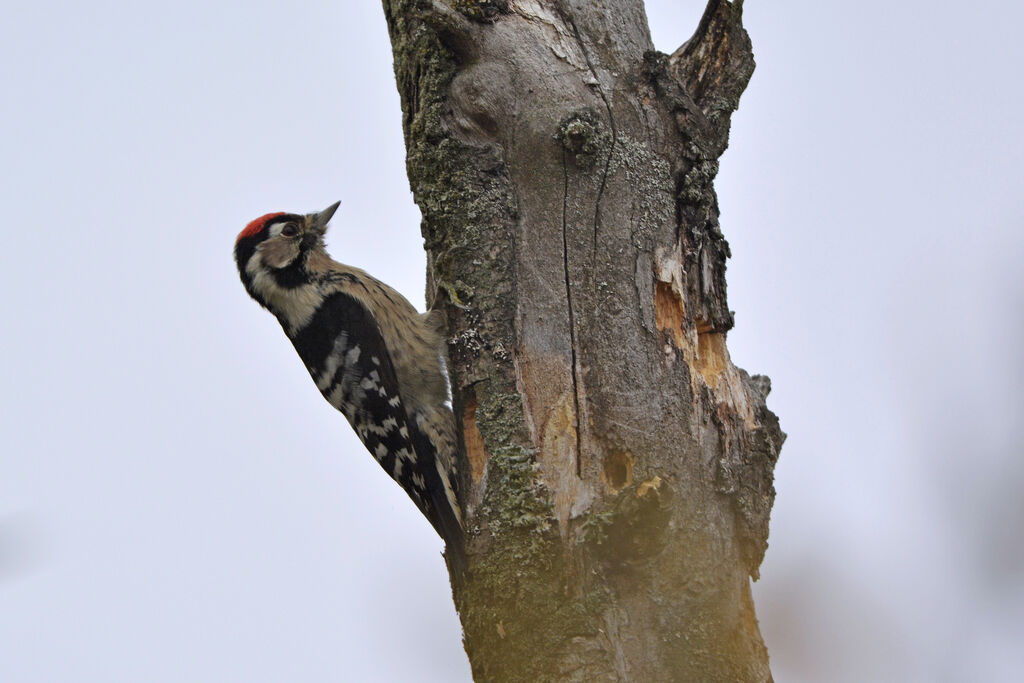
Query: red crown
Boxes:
[{"xmin": 237, "ymin": 212, "xmax": 287, "ymax": 243}]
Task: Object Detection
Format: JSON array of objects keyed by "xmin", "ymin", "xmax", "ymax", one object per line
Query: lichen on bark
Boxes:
[{"xmin": 383, "ymin": 0, "xmax": 551, "ymax": 569}]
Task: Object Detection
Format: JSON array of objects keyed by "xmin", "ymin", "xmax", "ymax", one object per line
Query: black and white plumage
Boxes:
[{"xmin": 234, "ymin": 202, "xmax": 464, "ymax": 563}]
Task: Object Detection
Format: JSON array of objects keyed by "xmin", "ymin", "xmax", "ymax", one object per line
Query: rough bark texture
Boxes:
[{"xmin": 382, "ymin": 1, "xmax": 783, "ymax": 680}]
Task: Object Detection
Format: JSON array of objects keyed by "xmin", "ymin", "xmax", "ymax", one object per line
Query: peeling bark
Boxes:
[{"xmin": 382, "ymin": 0, "xmax": 783, "ymax": 680}]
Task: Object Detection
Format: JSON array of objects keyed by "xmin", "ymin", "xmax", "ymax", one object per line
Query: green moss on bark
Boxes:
[
  {"xmin": 383, "ymin": 10, "xmax": 613, "ymax": 679},
  {"xmin": 385, "ymin": 0, "xmax": 556, "ymax": 565},
  {"xmin": 453, "ymin": 0, "xmax": 509, "ymax": 22}
]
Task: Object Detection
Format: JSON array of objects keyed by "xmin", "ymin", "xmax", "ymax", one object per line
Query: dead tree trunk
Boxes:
[{"xmin": 382, "ymin": 1, "xmax": 783, "ymax": 680}]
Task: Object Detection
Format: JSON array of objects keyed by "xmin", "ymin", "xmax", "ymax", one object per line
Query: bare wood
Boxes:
[{"xmin": 382, "ymin": 1, "xmax": 783, "ymax": 680}]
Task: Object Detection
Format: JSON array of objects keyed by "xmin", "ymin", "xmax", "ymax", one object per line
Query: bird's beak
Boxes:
[{"xmin": 307, "ymin": 201, "xmax": 341, "ymax": 236}]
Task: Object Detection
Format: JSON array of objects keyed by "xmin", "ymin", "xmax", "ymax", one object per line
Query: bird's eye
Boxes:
[{"xmin": 281, "ymin": 223, "xmax": 299, "ymax": 237}]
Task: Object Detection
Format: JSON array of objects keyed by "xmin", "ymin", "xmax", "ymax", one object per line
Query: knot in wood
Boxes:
[
  {"xmin": 555, "ymin": 109, "xmax": 609, "ymax": 168},
  {"xmin": 454, "ymin": 0, "xmax": 509, "ymax": 22}
]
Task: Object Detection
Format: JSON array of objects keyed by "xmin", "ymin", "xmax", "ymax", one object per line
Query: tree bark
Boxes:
[{"xmin": 382, "ymin": 1, "xmax": 783, "ymax": 680}]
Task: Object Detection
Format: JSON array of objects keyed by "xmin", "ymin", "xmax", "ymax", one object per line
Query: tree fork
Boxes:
[{"xmin": 382, "ymin": 1, "xmax": 783, "ymax": 680}]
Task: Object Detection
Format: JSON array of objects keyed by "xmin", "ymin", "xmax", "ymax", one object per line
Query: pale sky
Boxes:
[{"xmin": 2, "ymin": 2, "xmax": 1022, "ymax": 681}]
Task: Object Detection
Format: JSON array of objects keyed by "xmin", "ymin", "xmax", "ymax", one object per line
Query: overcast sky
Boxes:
[{"xmin": 2, "ymin": 1, "xmax": 1022, "ymax": 681}]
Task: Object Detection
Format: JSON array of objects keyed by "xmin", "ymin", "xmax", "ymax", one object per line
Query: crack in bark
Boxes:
[
  {"xmin": 555, "ymin": 3, "xmax": 620, "ymax": 478},
  {"xmin": 556, "ymin": 5, "xmax": 618, "ymax": 273},
  {"xmin": 561, "ymin": 148, "xmax": 585, "ymax": 478}
]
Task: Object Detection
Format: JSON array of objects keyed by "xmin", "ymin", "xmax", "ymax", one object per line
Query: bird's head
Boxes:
[{"xmin": 234, "ymin": 201, "xmax": 340, "ymax": 303}]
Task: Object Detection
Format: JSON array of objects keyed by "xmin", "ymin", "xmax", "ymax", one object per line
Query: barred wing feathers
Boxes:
[{"xmin": 287, "ymin": 292, "xmax": 464, "ymax": 561}]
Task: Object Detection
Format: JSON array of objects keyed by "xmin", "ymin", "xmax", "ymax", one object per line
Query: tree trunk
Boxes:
[{"xmin": 382, "ymin": 1, "xmax": 783, "ymax": 680}]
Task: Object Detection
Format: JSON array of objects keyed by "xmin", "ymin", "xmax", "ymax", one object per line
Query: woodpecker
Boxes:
[{"xmin": 234, "ymin": 201, "xmax": 464, "ymax": 564}]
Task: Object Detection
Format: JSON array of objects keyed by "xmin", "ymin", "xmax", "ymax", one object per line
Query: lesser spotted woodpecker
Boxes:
[{"xmin": 234, "ymin": 201, "xmax": 464, "ymax": 564}]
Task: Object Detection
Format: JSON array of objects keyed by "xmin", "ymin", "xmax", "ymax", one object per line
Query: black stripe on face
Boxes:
[
  {"xmin": 234, "ymin": 236, "xmax": 260, "ymax": 301},
  {"xmin": 269, "ymin": 258, "xmax": 310, "ymax": 289}
]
